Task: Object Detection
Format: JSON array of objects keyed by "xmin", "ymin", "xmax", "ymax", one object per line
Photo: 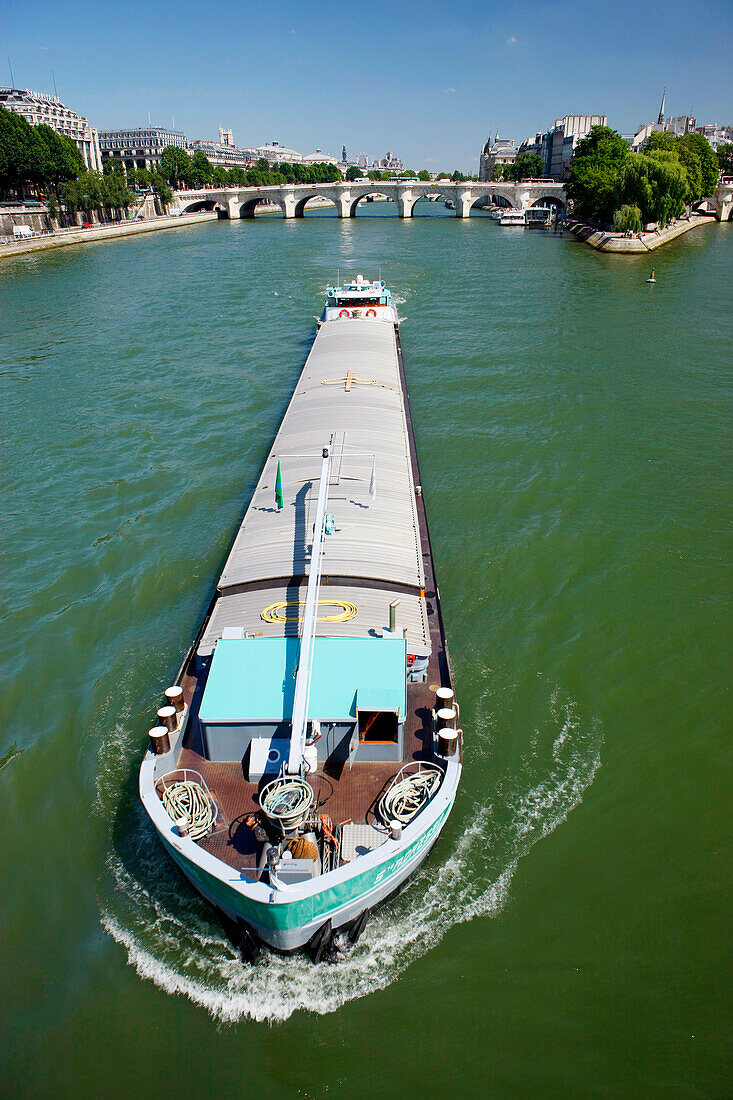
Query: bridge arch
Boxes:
[
  {"xmin": 469, "ymin": 193, "xmax": 506, "ymax": 213},
  {"xmin": 411, "ymin": 193, "xmax": 452, "ymax": 215},
  {"xmin": 180, "ymin": 198, "xmax": 228, "ymax": 215},
  {"xmin": 350, "ymin": 191, "xmax": 397, "ymax": 216},
  {"xmin": 531, "ymin": 194, "xmax": 566, "ymax": 211},
  {"xmin": 239, "ymin": 195, "xmax": 286, "ymax": 218},
  {"xmin": 293, "ymin": 193, "xmax": 339, "ymax": 217}
]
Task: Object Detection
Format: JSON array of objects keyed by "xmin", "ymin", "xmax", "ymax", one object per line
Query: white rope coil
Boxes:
[
  {"xmin": 379, "ymin": 767, "xmax": 442, "ymax": 825},
  {"xmin": 162, "ymin": 780, "xmax": 216, "ymax": 840},
  {"xmin": 260, "ymin": 777, "xmax": 314, "ymax": 832}
]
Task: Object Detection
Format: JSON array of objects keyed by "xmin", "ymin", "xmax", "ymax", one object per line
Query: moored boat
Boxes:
[
  {"xmin": 498, "ymin": 209, "xmax": 526, "ymax": 226},
  {"xmin": 139, "ymin": 275, "xmax": 462, "ymax": 959}
]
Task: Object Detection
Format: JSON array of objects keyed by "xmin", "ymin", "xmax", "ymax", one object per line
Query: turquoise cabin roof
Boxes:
[{"xmin": 199, "ymin": 636, "xmax": 407, "ymax": 724}]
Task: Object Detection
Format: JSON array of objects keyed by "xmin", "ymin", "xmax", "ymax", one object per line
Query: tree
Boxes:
[
  {"xmin": 160, "ymin": 145, "xmax": 192, "ymax": 188},
  {"xmin": 188, "ymin": 150, "xmax": 213, "ymax": 187},
  {"xmin": 35, "ymin": 125, "xmax": 84, "ymax": 193},
  {"xmin": 129, "ymin": 165, "xmax": 151, "ymax": 189},
  {"xmin": 508, "ymin": 152, "xmax": 545, "ymax": 180},
  {"xmin": 417, "ymin": 169, "xmax": 431, "ymax": 181},
  {"xmin": 0, "ymin": 105, "xmax": 41, "ymax": 196},
  {"xmin": 644, "ymin": 130, "xmax": 677, "ymax": 154},
  {"xmin": 150, "ymin": 168, "xmax": 173, "ymax": 208},
  {"xmin": 566, "ymin": 124, "xmax": 631, "ymax": 224},
  {"xmin": 345, "ymin": 165, "xmax": 362, "ymax": 180},
  {"xmin": 613, "ymin": 204, "xmax": 642, "ymax": 233},
  {"xmin": 617, "ymin": 153, "xmax": 688, "ymax": 226},
  {"xmin": 212, "ymin": 164, "xmax": 228, "ymax": 187},
  {"xmin": 716, "ymin": 142, "xmax": 733, "ymax": 177},
  {"xmin": 675, "ymin": 143, "xmax": 702, "ymax": 204},
  {"xmin": 676, "ymin": 133, "xmax": 718, "ymax": 196}
]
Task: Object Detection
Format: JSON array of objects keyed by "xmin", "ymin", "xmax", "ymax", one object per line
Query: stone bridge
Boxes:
[
  {"xmin": 712, "ymin": 179, "xmax": 733, "ymax": 221},
  {"xmin": 171, "ymin": 179, "xmax": 567, "ymax": 219}
]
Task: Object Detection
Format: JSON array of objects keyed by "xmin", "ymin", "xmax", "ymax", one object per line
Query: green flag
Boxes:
[{"xmin": 275, "ymin": 461, "xmax": 283, "ymax": 510}]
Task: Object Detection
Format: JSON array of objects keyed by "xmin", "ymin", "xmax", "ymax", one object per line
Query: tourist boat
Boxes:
[
  {"xmin": 444, "ymin": 198, "xmax": 455, "ymax": 209},
  {"xmin": 139, "ymin": 275, "xmax": 462, "ymax": 960},
  {"xmin": 498, "ymin": 210, "xmax": 526, "ymax": 226},
  {"xmin": 524, "ymin": 206, "xmax": 551, "ymax": 228}
]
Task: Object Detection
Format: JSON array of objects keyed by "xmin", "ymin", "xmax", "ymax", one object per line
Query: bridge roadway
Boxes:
[{"xmin": 171, "ymin": 179, "xmax": 568, "ymax": 219}]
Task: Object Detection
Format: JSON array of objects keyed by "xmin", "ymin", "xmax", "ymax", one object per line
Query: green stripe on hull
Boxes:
[{"xmin": 162, "ymin": 805, "xmax": 450, "ymax": 932}]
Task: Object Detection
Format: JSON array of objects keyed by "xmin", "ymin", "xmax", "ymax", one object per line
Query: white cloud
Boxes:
[
  {"xmin": 446, "ymin": 87, "xmax": 457, "ymax": 93},
  {"xmin": 506, "ymin": 35, "xmax": 518, "ymax": 45}
]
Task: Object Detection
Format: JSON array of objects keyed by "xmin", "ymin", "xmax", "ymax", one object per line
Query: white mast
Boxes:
[{"xmin": 287, "ymin": 445, "xmax": 332, "ymax": 774}]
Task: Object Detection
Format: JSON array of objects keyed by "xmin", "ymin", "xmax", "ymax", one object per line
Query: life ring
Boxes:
[
  {"xmin": 365, "ymin": 308, "xmax": 377, "ymax": 317},
  {"xmin": 339, "ymin": 309, "xmax": 350, "ymax": 318}
]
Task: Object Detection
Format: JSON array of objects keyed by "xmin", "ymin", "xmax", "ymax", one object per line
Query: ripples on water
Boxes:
[{"xmin": 3, "ymin": 214, "xmax": 727, "ymax": 1052}]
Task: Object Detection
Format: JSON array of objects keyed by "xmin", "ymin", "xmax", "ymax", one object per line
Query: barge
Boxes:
[{"xmin": 139, "ymin": 275, "xmax": 462, "ymax": 960}]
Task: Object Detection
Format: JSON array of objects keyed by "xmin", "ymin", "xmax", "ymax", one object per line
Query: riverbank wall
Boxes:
[
  {"xmin": 0, "ymin": 211, "xmax": 218, "ymax": 260},
  {"xmin": 568, "ymin": 214, "xmax": 716, "ymax": 253}
]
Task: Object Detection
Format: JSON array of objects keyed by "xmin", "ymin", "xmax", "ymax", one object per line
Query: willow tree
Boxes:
[{"xmin": 617, "ymin": 154, "xmax": 688, "ymax": 226}]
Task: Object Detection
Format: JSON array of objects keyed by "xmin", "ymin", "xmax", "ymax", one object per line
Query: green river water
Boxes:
[{"xmin": 1, "ymin": 206, "xmax": 730, "ymax": 1098}]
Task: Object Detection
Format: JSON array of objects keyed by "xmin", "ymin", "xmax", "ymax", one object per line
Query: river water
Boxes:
[{"xmin": 1, "ymin": 205, "xmax": 730, "ymax": 1097}]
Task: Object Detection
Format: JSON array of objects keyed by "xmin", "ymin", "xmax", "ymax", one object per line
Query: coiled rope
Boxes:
[
  {"xmin": 162, "ymin": 780, "xmax": 216, "ymax": 840},
  {"xmin": 379, "ymin": 766, "xmax": 442, "ymax": 825},
  {"xmin": 260, "ymin": 599, "xmax": 358, "ymax": 624},
  {"xmin": 260, "ymin": 777, "xmax": 314, "ymax": 832}
]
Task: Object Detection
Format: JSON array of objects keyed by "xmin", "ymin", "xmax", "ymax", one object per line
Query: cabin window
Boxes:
[
  {"xmin": 358, "ymin": 710, "xmax": 398, "ymax": 743},
  {"xmin": 336, "ymin": 297, "xmax": 380, "ymax": 308}
]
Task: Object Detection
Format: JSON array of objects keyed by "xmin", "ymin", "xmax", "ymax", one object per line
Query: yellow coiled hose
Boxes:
[{"xmin": 261, "ymin": 599, "xmax": 358, "ymax": 624}]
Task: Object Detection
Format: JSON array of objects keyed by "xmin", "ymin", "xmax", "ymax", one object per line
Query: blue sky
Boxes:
[{"xmin": 4, "ymin": 0, "xmax": 732, "ymax": 171}]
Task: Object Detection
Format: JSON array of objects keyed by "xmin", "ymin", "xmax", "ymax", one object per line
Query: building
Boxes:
[
  {"xmin": 188, "ymin": 139, "xmax": 255, "ymax": 170},
  {"xmin": 371, "ymin": 150, "xmax": 404, "ymax": 171},
  {"xmin": 631, "ymin": 88, "xmax": 667, "ymax": 150},
  {"xmin": 695, "ymin": 123, "xmax": 733, "ymax": 151},
  {"xmin": 519, "ymin": 114, "xmax": 607, "ymax": 180},
  {"xmin": 0, "ymin": 86, "xmax": 102, "ymax": 171},
  {"xmin": 666, "ymin": 115, "xmax": 696, "ymax": 136},
  {"xmin": 302, "ymin": 148, "xmax": 339, "ymax": 166},
  {"xmin": 253, "ymin": 141, "xmax": 304, "ymax": 164},
  {"xmin": 479, "ymin": 133, "xmax": 518, "ymax": 180},
  {"xmin": 219, "ymin": 126, "xmax": 234, "ymax": 147},
  {"xmin": 99, "ymin": 127, "xmax": 186, "ymax": 172}
]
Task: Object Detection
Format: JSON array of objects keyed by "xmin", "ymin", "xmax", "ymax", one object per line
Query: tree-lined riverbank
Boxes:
[
  {"xmin": 0, "ymin": 210, "xmax": 216, "ymax": 258},
  {"xmin": 568, "ymin": 212, "xmax": 716, "ymax": 252}
]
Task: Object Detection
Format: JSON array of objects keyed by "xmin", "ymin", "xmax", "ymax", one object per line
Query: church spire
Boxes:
[{"xmin": 657, "ymin": 87, "xmax": 666, "ymax": 126}]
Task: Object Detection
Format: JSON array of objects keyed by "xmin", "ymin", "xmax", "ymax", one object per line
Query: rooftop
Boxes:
[{"xmin": 199, "ymin": 636, "xmax": 407, "ymax": 723}]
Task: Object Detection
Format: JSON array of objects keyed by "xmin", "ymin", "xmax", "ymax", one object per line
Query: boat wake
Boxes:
[{"xmin": 99, "ymin": 687, "xmax": 601, "ymax": 1024}]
